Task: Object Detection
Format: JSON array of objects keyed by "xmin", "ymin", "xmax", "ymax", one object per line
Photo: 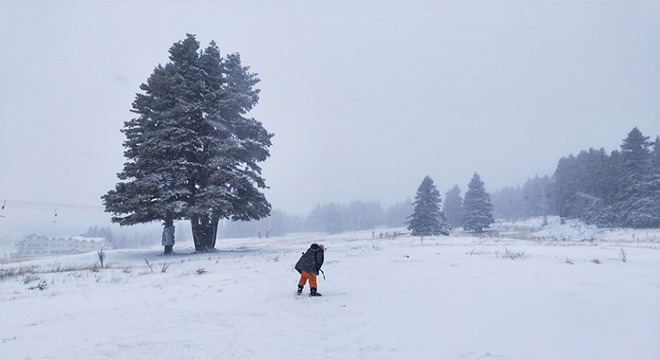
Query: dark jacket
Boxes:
[{"xmin": 295, "ymin": 246, "xmax": 324, "ymax": 275}]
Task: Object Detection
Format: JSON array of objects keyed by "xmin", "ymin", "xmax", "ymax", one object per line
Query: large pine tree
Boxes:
[
  {"xmin": 463, "ymin": 173, "xmax": 494, "ymax": 232},
  {"xmin": 103, "ymin": 34, "xmax": 272, "ymax": 251},
  {"xmin": 615, "ymin": 127, "xmax": 656, "ymax": 227},
  {"xmin": 408, "ymin": 176, "xmax": 448, "ymax": 237}
]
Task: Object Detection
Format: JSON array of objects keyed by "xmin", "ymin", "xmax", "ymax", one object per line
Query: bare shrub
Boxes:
[
  {"xmin": 4, "ymin": 263, "xmax": 111, "ymax": 281},
  {"xmin": 97, "ymin": 249, "xmax": 106, "ymax": 268},
  {"xmin": 502, "ymin": 247, "xmax": 525, "ymax": 260},
  {"xmin": 1, "ymin": 267, "xmax": 37, "ymax": 281},
  {"xmin": 591, "ymin": 259, "xmax": 601, "ymax": 264},
  {"xmin": 565, "ymin": 257, "xmax": 574, "ymax": 265},
  {"xmin": 196, "ymin": 268, "xmax": 207, "ymax": 275},
  {"xmin": 467, "ymin": 248, "xmax": 488, "ymax": 256},
  {"xmin": 0, "ymin": 268, "xmax": 18, "ymax": 281},
  {"xmin": 28, "ymin": 280, "xmax": 48, "ymax": 291},
  {"xmin": 145, "ymin": 259, "xmax": 154, "ymax": 273},
  {"xmin": 48, "ymin": 264, "xmax": 99, "ymax": 273},
  {"xmin": 161, "ymin": 263, "xmax": 170, "ymax": 273},
  {"xmin": 620, "ymin": 248, "xmax": 627, "ymax": 263},
  {"xmin": 3, "ymin": 336, "xmax": 17, "ymax": 343}
]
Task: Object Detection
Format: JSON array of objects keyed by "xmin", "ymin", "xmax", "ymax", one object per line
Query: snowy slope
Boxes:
[{"xmin": 1, "ymin": 219, "xmax": 659, "ymax": 360}]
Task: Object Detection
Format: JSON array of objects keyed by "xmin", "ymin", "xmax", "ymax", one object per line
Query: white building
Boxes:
[{"xmin": 13, "ymin": 234, "xmax": 108, "ymax": 258}]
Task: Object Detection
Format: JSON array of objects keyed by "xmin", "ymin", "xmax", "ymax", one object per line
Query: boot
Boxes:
[
  {"xmin": 296, "ymin": 285, "xmax": 303, "ymax": 295},
  {"xmin": 310, "ymin": 287, "xmax": 322, "ymax": 297}
]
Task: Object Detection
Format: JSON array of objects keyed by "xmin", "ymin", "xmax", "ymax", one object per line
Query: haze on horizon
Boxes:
[{"xmin": 1, "ymin": 1, "xmax": 659, "ymax": 236}]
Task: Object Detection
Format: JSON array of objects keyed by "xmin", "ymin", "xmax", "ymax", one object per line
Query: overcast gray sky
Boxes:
[{"xmin": 1, "ymin": 0, "xmax": 659, "ymax": 225}]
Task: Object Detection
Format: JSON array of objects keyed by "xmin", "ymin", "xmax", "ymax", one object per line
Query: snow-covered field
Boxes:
[{"xmin": 2, "ymin": 218, "xmax": 659, "ymax": 360}]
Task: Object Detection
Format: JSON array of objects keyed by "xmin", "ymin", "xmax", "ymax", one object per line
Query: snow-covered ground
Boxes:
[{"xmin": 1, "ymin": 218, "xmax": 659, "ymax": 360}]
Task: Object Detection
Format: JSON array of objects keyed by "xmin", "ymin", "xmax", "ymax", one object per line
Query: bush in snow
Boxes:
[
  {"xmin": 502, "ymin": 247, "xmax": 525, "ymax": 260},
  {"xmin": 145, "ymin": 259, "xmax": 154, "ymax": 273},
  {"xmin": 620, "ymin": 248, "xmax": 627, "ymax": 263}
]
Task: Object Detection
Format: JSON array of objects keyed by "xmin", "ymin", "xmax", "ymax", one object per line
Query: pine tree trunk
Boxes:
[{"xmin": 191, "ymin": 215, "xmax": 219, "ymax": 252}]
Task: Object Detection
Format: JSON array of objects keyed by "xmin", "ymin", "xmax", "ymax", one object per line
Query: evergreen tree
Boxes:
[
  {"xmin": 653, "ymin": 137, "xmax": 660, "ymax": 167},
  {"xmin": 103, "ymin": 34, "xmax": 272, "ymax": 252},
  {"xmin": 407, "ymin": 176, "xmax": 448, "ymax": 237},
  {"xmin": 648, "ymin": 137, "xmax": 660, "ymax": 226},
  {"xmin": 615, "ymin": 127, "xmax": 655, "ymax": 227},
  {"xmin": 443, "ymin": 185, "xmax": 464, "ymax": 229},
  {"xmin": 463, "ymin": 173, "xmax": 494, "ymax": 232}
]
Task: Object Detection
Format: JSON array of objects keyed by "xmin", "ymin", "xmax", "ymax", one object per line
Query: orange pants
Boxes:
[{"xmin": 297, "ymin": 271, "xmax": 317, "ymax": 289}]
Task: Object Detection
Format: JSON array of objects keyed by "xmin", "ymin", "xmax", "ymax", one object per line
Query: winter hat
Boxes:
[{"xmin": 310, "ymin": 243, "xmax": 319, "ymax": 249}]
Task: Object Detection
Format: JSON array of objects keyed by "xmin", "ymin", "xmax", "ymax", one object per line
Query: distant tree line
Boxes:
[
  {"xmin": 492, "ymin": 127, "xmax": 660, "ymax": 228},
  {"xmin": 81, "ymin": 224, "xmax": 170, "ymax": 249},
  {"xmin": 554, "ymin": 128, "xmax": 660, "ymax": 228},
  {"xmin": 81, "ymin": 226, "xmax": 114, "ymax": 242},
  {"xmin": 99, "ymin": 126, "xmax": 660, "ymax": 245},
  {"xmin": 219, "ymin": 209, "xmax": 304, "ymax": 238},
  {"xmin": 224, "ymin": 169, "xmax": 501, "ymax": 239},
  {"xmin": 225, "ymin": 170, "xmax": 501, "ymax": 239},
  {"xmin": 491, "ymin": 175, "xmax": 557, "ymax": 220},
  {"xmin": 220, "ymin": 200, "xmax": 413, "ymax": 238},
  {"xmin": 304, "ymin": 200, "xmax": 413, "ymax": 234}
]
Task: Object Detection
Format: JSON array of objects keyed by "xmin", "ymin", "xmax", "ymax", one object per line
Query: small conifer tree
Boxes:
[
  {"xmin": 463, "ymin": 173, "xmax": 494, "ymax": 232},
  {"xmin": 408, "ymin": 176, "xmax": 448, "ymax": 237}
]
